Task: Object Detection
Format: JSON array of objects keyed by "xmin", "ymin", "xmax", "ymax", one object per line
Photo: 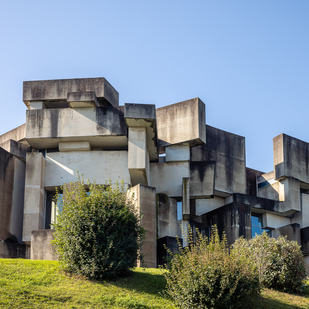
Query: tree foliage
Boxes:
[
  {"xmin": 53, "ymin": 179, "xmax": 144, "ymax": 280},
  {"xmin": 164, "ymin": 226, "xmax": 260, "ymax": 309},
  {"xmin": 233, "ymin": 232, "xmax": 307, "ymax": 294}
]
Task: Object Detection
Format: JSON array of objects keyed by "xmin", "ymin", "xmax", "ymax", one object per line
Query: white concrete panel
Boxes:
[
  {"xmin": 262, "ymin": 213, "xmax": 291, "ymax": 229},
  {"xmin": 59, "ymin": 141, "xmax": 91, "ymax": 152},
  {"xmin": 150, "ymin": 162, "xmax": 190, "ymax": 197},
  {"xmin": 196, "ymin": 197, "xmax": 225, "ymax": 216},
  {"xmin": 166, "ymin": 145, "xmax": 190, "ymax": 162},
  {"xmin": 128, "ymin": 127, "xmax": 146, "ymax": 169},
  {"xmin": 44, "ymin": 151, "xmax": 130, "ymax": 187}
]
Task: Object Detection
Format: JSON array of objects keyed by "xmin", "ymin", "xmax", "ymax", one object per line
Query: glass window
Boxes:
[
  {"xmin": 251, "ymin": 214, "xmax": 271, "ymax": 238},
  {"xmin": 177, "ymin": 201, "xmax": 182, "ymax": 221}
]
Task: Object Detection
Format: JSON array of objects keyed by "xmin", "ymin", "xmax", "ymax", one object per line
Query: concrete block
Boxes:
[
  {"xmin": 274, "ymin": 134, "xmax": 309, "ymax": 183},
  {"xmin": 195, "ymin": 197, "xmax": 225, "ymax": 216},
  {"xmin": 129, "ymin": 184, "xmax": 156, "ymax": 268},
  {"xmin": 67, "ymin": 91, "xmax": 99, "ymax": 108},
  {"xmin": 0, "ymin": 124, "xmax": 26, "ymax": 145},
  {"xmin": 31, "ymin": 229, "xmax": 57, "ymax": 260},
  {"xmin": 156, "ymin": 97, "xmax": 206, "ymax": 147},
  {"xmin": 191, "ymin": 125, "xmax": 246, "ymax": 195},
  {"xmin": 190, "ymin": 161, "xmax": 215, "ymax": 198},
  {"xmin": 26, "ymin": 107, "xmax": 127, "ymax": 149},
  {"xmin": 262, "ymin": 213, "xmax": 291, "ymax": 229},
  {"xmin": 44, "ymin": 151, "xmax": 130, "ymax": 188},
  {"xmin": 22, "ymin": 152, "xmax": 45, "ymax": 243},
  {"xmin": 166, "ymin": 145, "xmax": 190, "ymax": 162},
  {"xmin": 301, "ymin": 226, "xmax": 309, "ymax": 255},
  {"xmin": 150, "ymin": 161, "xmax": 190, "ymax": 197},
  {"xmin": 23, "ymin": 77, "xmax": 119, "ymax": 107},
  {"xmin": 274, "ymin": 223, "xmax": 301, "ymax": 244},
  {"xmin": 128, "ymin": 127, "xmax": 149, "ymax": 186},
  {"xmin": 0, "ymin": 139, "xmax": 31, "ymax": 160},
  {"xmin": 182, "ymin": 178, "xmax": 190, "ymax": 220},
  {"xmin": 156, "ymin": 194, "xmax": 178, "ymax": 238},
  {"xmin": 59, "ymin": 141, "xmax": 91, "ymax": 152},
  {"xmin": 125, "ymin": 103, "xmax": 158, "ymax": 161}
]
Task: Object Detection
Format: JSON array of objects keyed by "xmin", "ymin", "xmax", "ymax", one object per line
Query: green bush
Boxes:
[
  {"xmin": 164, "ymin": 226, "xmax": 260, "ymax": 309},
  {"xmin": 233, "ymin": 233, "xmax": 307, "ymax": 294},
  {"xmin": 53, "ymin": 179, "xmax": 144, "ymax": 280}
]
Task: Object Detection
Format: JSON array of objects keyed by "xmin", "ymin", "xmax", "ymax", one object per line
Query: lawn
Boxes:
[{"xmin": 0, "ymin": 259, "xmax": 308, "ymax": 308}]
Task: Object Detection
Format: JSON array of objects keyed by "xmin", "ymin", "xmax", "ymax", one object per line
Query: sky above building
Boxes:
[{"xmin": 0, "ymin": 0, "xmax": 308, "ymax": 173}]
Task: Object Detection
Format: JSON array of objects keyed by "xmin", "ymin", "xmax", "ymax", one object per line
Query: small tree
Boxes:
[
  {"xmin": 53, "ymin": 179, "xmax": 144, "ymax": 280},
  {"xmin": 164, "ymin": 226, "xmax": 260, "ymax": 309},
  {"xmin": 233, "ymin": 232, "xmax": 307, "ymax": 294}
]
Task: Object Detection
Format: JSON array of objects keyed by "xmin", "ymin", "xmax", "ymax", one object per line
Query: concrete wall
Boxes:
[
  {"xmin": 128, "ymin": 127, "xmax": 149, "ymax": 186},
  {"xmin": 150, "ymin": 162, "xmax": 189, "ymax": 197},
  {"xmin": 156, "ymin": 194, "xmax": 178, "ymax": 238},
  {"xmin": 156, "ymin": 98, "xmax": 206, "ymax": 148},
  {"xmin": 246, "ymin": 167, "xmax": 265, "ymax": 196},
  {"xmin": 166, "ymin": 145, "xmax": 190, "ymax": 162},
  {"xmin": 0, "ymin": 124, "xmax": 26, "ymax": 145},
  {"xmin": 191, "ymin": 125, "xmax": 246, "ymax": 195},
  {"xmin": 129, "ymin": 184, "xmax": 156, "ymax": 268},
  {"xmin": 293, "ymin": 193, "xmax": 309, "ymax": 228},
  {"xmin": 31, "ymin": 229, "xmax": 57, "ymax": 260},
  {"xmin": 273, "ymin": 223, "xmax": 301, "ymax": 244},
  {"xmin": 23, "ymin": 152, "xmax": 45, "ymax": 243},
  {"xmin": 44, "ymin": 151, "xmax": 130, "ymax": 188},
  {"xmin": 0, "ymin": 139, "xmax": 30, "ymax": 160},
  {"xmin": 23, "ymin": 78, "xmax": 119, "ymax": 107},
  {"xmin": 274, "ymin": 134, "xmax": 309, "ymax": 183},
  {"xmin": 26, "ymin": 107, "xmax": 127, "ymax": 149},
  {"xmin": 262, "ymin": 212, "xmax": 291, "ymax": 229},
  {"xmin": 195, "ymin": 196, "xmax": 225, "ymax": 216}
]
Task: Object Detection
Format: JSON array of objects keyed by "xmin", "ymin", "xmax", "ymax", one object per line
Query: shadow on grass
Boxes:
[{"xmin": 94, "ymin": 270, "xmax": 168, "ymax": 296}]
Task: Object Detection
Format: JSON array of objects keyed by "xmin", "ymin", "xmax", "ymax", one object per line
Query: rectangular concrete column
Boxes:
[
  {"xmin": 23, "ymin": 153, "xmax": 45, "ymax": 245},
  {"xmin": 128, "ymin": 127, "xmax": 149, "ymax": 186},
  {"xmin": 182, "ymin": 177, "xmax": 190, "ymax": 220},
  {"xmin": 129, "ymin": 184, "xmax": 156, "ymax": 268}
]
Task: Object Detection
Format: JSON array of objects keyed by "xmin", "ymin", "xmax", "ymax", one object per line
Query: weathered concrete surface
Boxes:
[
  {"xmin": 156, "ymin": 98, "xmax": 206, "ymax": 148},
  {"xmin": 0, "ymin": 148, "xmax": 15, "ymax": 242},
  {"xmin": 31, "ymin": 229, "xmax": 57, "ymax": 260},
  {"xmin": 26, "ymin": 107, "xmax": 127, "ymax": 149},
  {"xmin": 0, "ymin": 139, "xmax": 30, "ymax": 160},
  {"xmin": 129, "ymin": 184, "xmax": 156, "ymax": 268},
  {"xmin": 182, "ymin": 178, "xmax": 190, "ymax": 220},
  {"xmin": 262, "ymin": 212, "xmax": 291, "ymax": 229},
  {"xmin": 166, "ymin": 145, "xmax": 190, "ymax": 162},
  {"xmin": 274, "ymin": 134, "xmax": 309, "ymax": 183},
  {"xmin": 44, "ymin": 151, "xmax": 130, "ymax": 188},
  {"xmin": 156, "ymin": 194, "xmax": 178, "ymax": 238},
  {"xmin": 0, "ymin": 124, "xmax": 26, "ymax": 145},
  {"xmin": 0, "ymin": 240, "xmax": 26, "ymax": 258},
  {"xmin": 150, "ymin": 162, "xmax": 190, "ymax": 197},
  {"xmin": 195, "ymin": 196, "xmax": 225, "ymax": 216},
  {"xmin": 124, "ymin": 103, "xmax": 158, "ymax": 161},
  {"xmin": 128, "ymin": 127, "xmax": 149, "ymax": 186},
  {"xmin": 191, "ymin": 125, "xmax": 246, "ymax": 196},
  {"xmin": 59, "ymin": 141, "xmax": 91, "ymax": 152},
  {"xmin": 23, "ymin": 77, "xmax": 119, "ymax": 107},
  {"xmin": 301, "ymin": 226, "xmax": 309, "ymax": 255},
  {"xmin": 23, "ymin": 153, "xmax": 45, "ymax": 243},
  {"xmin": 190, "ymin": 161, "xmax": 215, "ymax": 198},
  {"xmin": 67, "ymin": 91, "xmax": 99, "ymax": 108},
  {"xmin": 293, "ymin": 193, "xmax": 309, "ymax": 228},
  {"xmin": 246, "ymin": 167, "xmax": 264, "ymax": 196},
  {"xmin": 273, "ymin": 223, "xmax": 301, "ymax": 244},
  {"xmin": 204, "ymin": 201, "xmax": 251, "ymax": 245}
]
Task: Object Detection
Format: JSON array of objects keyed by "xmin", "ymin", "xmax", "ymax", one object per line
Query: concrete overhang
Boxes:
[
  {"xmin": 124, "ymin": 103, "xmax": 158, "ymax": 161},
  {"xmin": 67, "ymin": 91, "xmax": 99, "ymax": 108},
  {"xmin": 23, "ymin": 77, "xmax": 119, "ymax": 108}
]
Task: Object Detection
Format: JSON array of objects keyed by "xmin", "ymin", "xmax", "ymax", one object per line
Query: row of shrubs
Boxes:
[{"xmin": 164, "ymin": 227, "xmax": 307, "ymax": 309}]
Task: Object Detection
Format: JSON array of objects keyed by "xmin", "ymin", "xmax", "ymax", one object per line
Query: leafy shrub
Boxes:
[
  {"xmin": 164, "ymin": 226, "xmax": 260, "ymax": 309},
  {"xmin": 233, "ymin": 232, "xmax": 307, "ymax": 294},
  {"xmin": 53, "ymin": 179, "xmax": 144, "ymax": 280}
]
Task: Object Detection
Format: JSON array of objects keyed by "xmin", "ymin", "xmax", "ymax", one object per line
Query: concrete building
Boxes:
[{"xmin": 1, "ymin": 77, "xmax": 309, "ymax": 271}]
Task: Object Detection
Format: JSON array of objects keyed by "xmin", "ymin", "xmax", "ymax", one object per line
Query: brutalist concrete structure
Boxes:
[{"xmin": 1, "ymin": 77, "xmax": 309, "ymax": 271}]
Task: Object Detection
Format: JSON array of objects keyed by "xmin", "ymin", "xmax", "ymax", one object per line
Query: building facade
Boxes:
[{"xmin": 0, "ymin": 77, "xmax": 309, "ymax": 271}]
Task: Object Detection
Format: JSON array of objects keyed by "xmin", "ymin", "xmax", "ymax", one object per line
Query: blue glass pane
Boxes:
[
  {"xmin": 252, "ymin": 226, "xmax": 261, "ymax": 238},
  {"xmin": 251, "ymin": 215, "xmax": 261, "ymax": 226},
  {"xmin": 177, "ymin": 201, "xmax": 182, "ymax": 221}
]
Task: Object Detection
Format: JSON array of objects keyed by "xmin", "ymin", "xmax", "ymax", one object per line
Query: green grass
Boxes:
[{"xmin": 0, "ymin": 259, "xmax": 309, "ymax": 308}]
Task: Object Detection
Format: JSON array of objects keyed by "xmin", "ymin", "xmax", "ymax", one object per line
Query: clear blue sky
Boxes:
[{"xmin": 0, "ymin": 0, "xmax": 308, "ymax": 173}]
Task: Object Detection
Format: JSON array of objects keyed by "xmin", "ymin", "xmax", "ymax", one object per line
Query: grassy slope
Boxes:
[{"xmin": 0, "ymin": 259, "xmax": 308, "ymax": 309}]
